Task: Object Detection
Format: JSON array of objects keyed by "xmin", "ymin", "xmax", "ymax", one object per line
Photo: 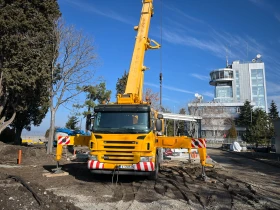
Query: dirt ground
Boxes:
[{"xmin": 0, "ymin": 141, "xmax": 280, "ymax": 210}]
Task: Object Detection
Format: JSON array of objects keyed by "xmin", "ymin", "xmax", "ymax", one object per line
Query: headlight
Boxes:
[
  {"xmin": 88, "ymin": 155, "xmax": 98, "ymax": 161},
  {"xmin": 140, "ymin": 156, "xmax": 153, "ymax": 162}
]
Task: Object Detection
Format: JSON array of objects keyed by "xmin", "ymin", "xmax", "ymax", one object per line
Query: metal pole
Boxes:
[
  {"xmin": 160, "ymin": 73, "xmax": 162, "ymax": 110},
  {"xmin": 173, "ymin": 106, "xmax": 175, "ymax": 136},
  {"xmin": 197, "ymin": 122, "xmax": 199, "ymax": 139},
  {"xmin": 174, "ymin": 120, "xmax": 176, "ymax": 136}
]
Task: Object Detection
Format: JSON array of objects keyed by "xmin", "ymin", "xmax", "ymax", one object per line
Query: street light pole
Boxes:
[
  {"xmin": 160, "ymin": 73, "xmax": 162, "ymax": 110},
  {"xmin": 173, "ymin": 105, "xmax": 176, "ymax": 136}
]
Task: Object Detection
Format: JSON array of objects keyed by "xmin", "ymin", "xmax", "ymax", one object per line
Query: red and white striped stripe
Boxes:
[
  {"xmin": 133, "ymin": 162, "xmax": 155, "ymax": 171},
  {"xmin": 88, "ymin": 160, "xmax": 104, "ymax": 169},
  {"xmin": 57, "ymin": 136, "xmax": 70, "ymax": 145},
  {"xmin": 191, "ymin": 138, "xmax": 206, "ymax": 148}
]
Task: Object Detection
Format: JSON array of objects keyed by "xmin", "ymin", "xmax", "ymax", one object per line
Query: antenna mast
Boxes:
[
  {"xmin": 246, "ymin": 42, "xmax": 248, "ymax": 61},
  {"xmin": 226, "ymin": 46, "xmax": 229, "ymax": 67}
]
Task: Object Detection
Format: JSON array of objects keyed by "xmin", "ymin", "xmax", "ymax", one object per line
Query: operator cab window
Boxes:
[{"xmin": 93, "ymin": 111, "xmax": 150, "ymax": 133}]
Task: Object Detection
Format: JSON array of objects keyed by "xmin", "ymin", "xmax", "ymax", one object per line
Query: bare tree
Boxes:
[
  {"xmin": 47, "ymin": 19, "xmax": 98, "ymax": 154},
  {"xmin": 144, "ymin": 88, "xmax": 160, "ymax": 111},
  {"xmin": 201, "ymin": 102, "xmax": 231, "ymax": 141},
  {"xmin": 188, "ymin": 100, "xmax": 232, "ymax": 140},
  {"xmin": 187, "ymin": 99, "xmax": 201, "ymax": 138}
]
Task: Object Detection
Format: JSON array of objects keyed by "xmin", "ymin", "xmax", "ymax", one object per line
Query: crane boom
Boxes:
[
  {"xmin": 55, "ymin": 0, "xmax": 210, "ymax": 181},
  {"xmin": 117, "ymin": 0, "xmax": 160, "ymax": 104}
]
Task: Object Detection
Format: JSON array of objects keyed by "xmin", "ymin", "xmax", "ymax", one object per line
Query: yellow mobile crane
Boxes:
[{"xmin": 56, "ymin": 0, "xmax": 209, "ymax": 180}]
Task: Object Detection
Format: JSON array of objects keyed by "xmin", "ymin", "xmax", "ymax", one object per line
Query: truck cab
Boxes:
[{"xmin": 87, "ymin": 104, "xmax": 162, "ymax": 179}]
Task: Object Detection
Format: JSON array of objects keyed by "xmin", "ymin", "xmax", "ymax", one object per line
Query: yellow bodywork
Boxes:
[
  {"xmin": 156, "ymin": 136, "xmax": 207, "ymax": 166},
  {"xmin": 22, "ymin": 139, "xmax": 45, "ymax": 145},
  {"xmin": 56, "ymin": 132, "xmax": 207, "ymax": 167},
  {"xmin": 117, "ymin": 0, "xmax": 160, "ymax": 105},
  {"xmin": 22, "ymin": 139, "xmax": 33, "ymax": 144},
  {"xmin": 56, "ymin": 134, "xmax": 90, "ymax": 161},
  {"xmin": 55, "ymin": 0, "xmax": 210, "ymax": 174}
]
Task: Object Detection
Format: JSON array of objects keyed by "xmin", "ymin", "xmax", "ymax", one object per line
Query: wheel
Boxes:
[
  {"xmin": 148, "ymin": 154, "xmax": 159, "ymax": 180},
  {"xmin": 67, "ymin": 145, "xmax": 74, "ymax": 154}
]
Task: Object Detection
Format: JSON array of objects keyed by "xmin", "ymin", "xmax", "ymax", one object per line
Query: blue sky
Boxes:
[{"xmin": 25, "ymin": 0, "xmax": 280, "ymax": 135}]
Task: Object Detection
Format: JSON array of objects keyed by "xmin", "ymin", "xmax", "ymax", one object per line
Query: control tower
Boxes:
[
  {"xmin": 209, "ymin": 54, "xmax": 267, "ymax": 111},
  {"xmin": 209, "ymin": 68, "xmax": 234, "ymax": 103}
]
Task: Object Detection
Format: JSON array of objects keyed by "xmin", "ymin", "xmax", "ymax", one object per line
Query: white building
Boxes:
[
  {"xmin": 188, "ymin": 55, "xmax": 267, "ymax": 142},
  {"xmin": 209, "ymin": 55, "xmax": 267, "ymax": 111}
]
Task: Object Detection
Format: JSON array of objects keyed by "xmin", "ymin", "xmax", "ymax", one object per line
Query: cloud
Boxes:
[
  {"xmin": 275, "ymin": 13, "xmax": 280, "ymax": 22},
  {"xmin": 144, "ymin": 82, "xmax": 159, "ymax": 88},
  {"xmin": 162, "ymin": 97, "xmax": 180, "ymax": 104},
  {"xmin": 162, "ymin": 29, "xmax": 264, "ymax": 60},
  {"xmin": 248, "ymin": 0, "xmax": 274, "ymax": 10},
  {"xmin": 164, "ymin": 4, "xmax": 205, "ymax": 24},
  {"xmin": 164, "ymin": 84, "xmax": 194, "ymax": 94},
  {"xmin": 163, "ymin": 18, "xmax": 203, "ymax": 35},
  {"xmin": 64, "ymin": 0, "xmax": 134, "ymax": 25},
  {"xmin": 266, "ymin": 81, "xmax": 280, "ymax": 94},
  {"xmin": 190, "ymin": 73, "xmax": 209, "ymax": 81},
  {"xmin": 210, "ymin": 30, "xmax": 267, "ymax": 60},
  {"xmin": 144, "ymin": 82, "xmax": 194, "ymax": 94},
  {"xmin": 162, "ymin": 3, "xmax": 267, "ymax": 60},
  {"xmin": 162, "ymin": 29, "xmax": 228, "ymax": 59},
  {"xmin": 162, "ymin": 22, "xmax": 280, "ymax": 81},
  {"xmin": 248, "ymin": 0, "xmax": 280, "ymax": 23},
  {"xmin": 248, "ymin": 0, "xmax": 265, "ymax": 7},
  {"xmin": 263, "ymin": 56, "xmax": 280, "ymax": 79},
  {"xmin": 159, "ymin": 3, "xmax": 278, "ymax": 69},
  {"xmin": 144, "ymin": 82, "xmax": 214, "ymax": 104},
  {"xmin": 160, "ymin": 22, "xmax": 268, "ymax": 60},
  {"xmin": 267, "ymin": 95, "xmax": 280, "ymax": 102}
]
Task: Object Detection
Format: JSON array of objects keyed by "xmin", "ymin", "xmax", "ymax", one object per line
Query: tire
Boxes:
[
  {"xmin": 148, "ymin": 154, "xmax": 159, "ymax": 180},
  {"xmin": 67, "ymin": 145, "xmax": 74, "ymax": 154}
]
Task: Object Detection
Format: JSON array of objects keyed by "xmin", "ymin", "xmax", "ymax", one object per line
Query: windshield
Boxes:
[{"xmin": 93, "ymin": 111, "xmax": 150, "ymax": 134}]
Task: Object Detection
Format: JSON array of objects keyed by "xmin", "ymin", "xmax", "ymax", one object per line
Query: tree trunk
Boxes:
[
  {"xmin": 47, "ymin": 107, "xmax": 56, "ymax": 154},
  {"xmin": 47, "ymin": 90, "xmax": 56, "ymax": 154},
  {"xmin": 0, "ymin": 112, "xmax": 16, "ymax": 134},
  {"xmin": 14, "ymin": 126, "xmax": 23, "ymax": 145}
]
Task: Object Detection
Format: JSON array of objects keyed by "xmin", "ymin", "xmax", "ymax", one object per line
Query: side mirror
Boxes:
[
  {"xmin": 155, "ymin": 119, "xmax": 162, "ymax": 131},
  {"xmin": 157, "ymin": 113, "xmax": 163, "ymax": 119},
  {"xmin": 86, "ymin": 114, "xmax": 91, "ymax": 131}
]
